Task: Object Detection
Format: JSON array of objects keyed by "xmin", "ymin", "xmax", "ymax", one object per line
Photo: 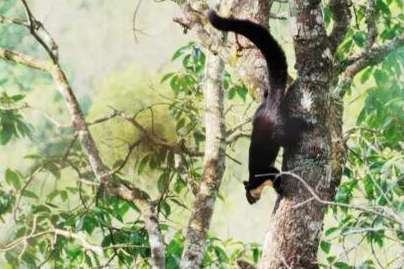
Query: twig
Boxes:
[
  {"xmin": 0, "ymin": 15, "xmax": 29, "ymax": 27},
  {"xmin": 87, "ymin": 110, "xmax": 119, "ymax": 126},
  {"xmin": 13, "ymin": 167, "xmax": 43, "ymax": 221},
  {"xmin": 0, "ymin": 47, "xmax": 50, "ymax": 72},
  {"xmin": 132, "ymin": 0, "xmax": 145, "ymax": 42},
  {"xmin": 20, "ymin": 0, "xmax": 58, "ymax": 63},
  {"xmin": 112, "ymin": 107, "xmax": 203, "ymax": 157},
  {"xmin": 109, "ymin": 140, "xmax": 142, "ymax": 175},
  {"xmin": 257, "ymin": 171, "xmax": 404, "ymax": 226}
]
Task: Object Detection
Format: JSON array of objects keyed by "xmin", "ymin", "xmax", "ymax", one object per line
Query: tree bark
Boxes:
[{"xmin": 180, "ymin": 51, "xmax": 226, "ymax": 269}]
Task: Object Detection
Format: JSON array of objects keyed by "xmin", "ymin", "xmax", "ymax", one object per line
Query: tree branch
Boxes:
[
  {"xmin": 20, "ymin": 0, "xmax": 58, "ymax": 63},
  {"xmin": 345, "ymin": 34, "xmax": 404, "ymax": 78},
  {"xmin": 0, "ymin": 47, "xmax": 51, "ymax": 72},
  {"xmin": 328, "ymin": 0, "xmax": 352, "ymax": 55},
  {"xmin": 113, "ymin": 108, "xmax": 203, "ymax": 157},
  {"xmin": 0, "ymin": 15, "xmax": 29, "ymax": 27},
  {"xmin": 335, "ymin": 33, "xmax": 404, "ymax": 97},
  {"xmin": 257, "ymin": 170, "xmax": 404, "ymax": 226},
  {"xmin": 180, "ymin": 52, "xmax": 226, "ymax": 269},
  {"xmin": 365, "ymin": 0, "xmax": 377, "ymax": 50}
]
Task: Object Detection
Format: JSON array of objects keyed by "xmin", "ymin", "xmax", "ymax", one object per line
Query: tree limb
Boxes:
[
  {"xmin": 0, "ymin": 15, "xmax": 29, "ymax": 27},
  {"xmin": 344, "ymin": 34, "xmax": 404, "ymax": 78},
  {"xmin": 328, "ymin": 0, "xmax": 352, "ymax": 55},
  {"xmin": 365, "ymin": 0, "xmax": 377, "ymax": 50},
  {"xmin": 0, "ymin": 48, "xmax": 51, "ymax": 72},
  {"xmin": 113, "ymin": 108, "xmax": 203, "ymax": 157},
  {"xmin": 335, "ymin": 33, "xmax": 404, "ymax": 97},
  {"xmin": 180, "ymin": 52, "xmax": 226, "ymax": 269}
]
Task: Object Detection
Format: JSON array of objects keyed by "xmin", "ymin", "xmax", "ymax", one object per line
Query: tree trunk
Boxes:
[{"xmin": 259, "ymin": 1, "xmax": 336, "ymax": 268}]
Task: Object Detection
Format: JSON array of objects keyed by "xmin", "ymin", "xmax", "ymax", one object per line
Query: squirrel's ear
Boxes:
[{"xmin": 246, "ymin": 191, "xmax": 258, "ymax": 204}]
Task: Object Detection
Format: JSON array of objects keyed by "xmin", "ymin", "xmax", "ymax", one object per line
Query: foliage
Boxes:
[
  {"xmin": 0, "ymin": 33, "xmax": 252, "ymax": 267},
  {"xmin": 318, "ymin": 1, "xmax": 404, "ymax": 268}
]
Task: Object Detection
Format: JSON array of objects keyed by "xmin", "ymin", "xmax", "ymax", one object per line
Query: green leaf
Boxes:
[
  {"xmin": 213, "ymin": 246, "xmax": 228, "ymax": 263},
  {"xmin": 10, "ymin": 94, "xmax": 25, "ymax": 102},
  {"xmin": 334, "ymin": 261, "xmax": 353, "ymax": 269},
  {"xmin": 353, "ymin": 31, "xmax": 367, "ymax": 48},
  {"xmin": 320, "ymin": 240, "xmax": 331, "ymax": 254},
  {"xmin": 171, "ymin": 43, "xmax": 192, "ymax": 61},
  {"xmin": 160, "ymin": 200, "xmax": 171, "ymax": 217},
  {"xmin": 5, "ymin": 169, "xmax": 21, "ymax": 189},
  {"xmin": 376, "ymin": 0, "xmax": 391, "ymax": 15},
  {"xmin": 157, "ymin": 172, "xmax": 169, "ymax": 193},
  {"xmin": 161, "ymin": 72, "xmax": 175, "ymax": 83},
  {"xmin": 228, "ymin": 87, "xmax": 236, "ymax": 99},
  {"xmin": 0, "ymin": 127, "xmax": 13, "ymax": 145},
  {"xmin": 360, "ymin": 67, "xmax": 373, "ymax": 83},
  {"xmin": 22, "ymin": 190, "xmax": 39, "ymax": 199},
  {"xmin": 325, "ymin": 227, "xmax": 339, "ymax": 236}
]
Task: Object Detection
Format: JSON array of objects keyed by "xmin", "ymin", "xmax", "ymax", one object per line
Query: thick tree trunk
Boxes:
[{"xmin": 259, "ymin": 1, "xmax": 335, "ymax": 268}]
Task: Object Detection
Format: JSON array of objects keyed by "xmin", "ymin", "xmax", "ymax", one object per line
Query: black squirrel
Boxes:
[{"xmin": 208, "ymin": 10, "xmax": 306, "ymax": 204}]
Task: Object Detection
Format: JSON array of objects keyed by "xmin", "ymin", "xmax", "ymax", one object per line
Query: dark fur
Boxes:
[{"xmin": 208, "ymin": 10, "xmax": 305, "ymax": 204}]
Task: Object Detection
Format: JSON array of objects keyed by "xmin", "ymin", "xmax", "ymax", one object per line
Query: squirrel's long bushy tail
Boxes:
[{"xmin": 208, "ymin": 10, "xmax": 287, "ymax": 91}]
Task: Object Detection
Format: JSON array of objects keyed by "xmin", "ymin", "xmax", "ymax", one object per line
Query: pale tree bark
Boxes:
[
  {"xmin": 180, "ymin": 51, "xmax": 226, "ymax": 269},
  {"xmin": 173, "ymin": 3, "xmax": 228, "ymax": 268}
]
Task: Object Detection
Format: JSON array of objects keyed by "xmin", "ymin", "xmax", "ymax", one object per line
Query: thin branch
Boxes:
[
  {"xmin": 328, "ymin": 0, "xmax": 352, "ymax": 55},
  {"xmin": 257, "ymin": 170, "xmax": 403, "ymax": 225},
  {"xmin": 335, "ymin": 34, "xmax": 404, "ymax": 97},
  {"xmin": 365, "ymin": 0, "xmax": 377, "ymax": 51},
  {"xmin": 13, "ymin": 167, "xmax": 43, "ymax": 221},
  {"xmin": 279, "ymin": 171, "xmax": 404, "ymax": 226},
  {"xmin": 53, "ymin": 228, "xmax": 103, "ymax": 255},
  {"xmin": 0, "ymin": 47, "xmax": 51, "ymax": 72},
  {"xmin": 109, "ymin": 140, "xmax": 142, "ymax": 175},
  {"xmin": 0, "ymin": 15, "xmax": 29, "ymax": 27},
  {"xmin": 342, "ymin": 34, "xmax": 404, "ymax": 77},
  {"xmin": 112, "ymin": 107, "xmax": 203, "ymax": 157},
  {"xmin": 226, "ymin": 131, "xmax": 250, "ymax": 145},
  {"xmin": 226, "ymin": 117, "xmax": 252, "ymax": 136},
  {"xmin": 20, "ymin": 0, "xmax": 58, "ymax": 63},
  {"xmin": 87, "ymin": 110, "xmax": 119, "ymax": 126},
  {"xmin": 132, "ymin": 0, "xmax": 145, "ymax": 42},
  {"xmin": 269, "ymin": 12, "xmax": 287, "ymax": 20}
]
